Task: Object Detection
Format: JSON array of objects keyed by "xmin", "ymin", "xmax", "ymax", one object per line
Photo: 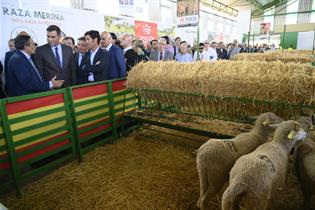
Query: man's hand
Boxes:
[{"xmin": 50, "ymin": 76, "xmax": 64, "ymax": 88}]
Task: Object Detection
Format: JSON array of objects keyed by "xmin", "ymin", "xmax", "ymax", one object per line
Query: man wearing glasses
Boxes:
[{"xmin": 35, "ymin": 25, "xmax": 76, "ymax": 87}]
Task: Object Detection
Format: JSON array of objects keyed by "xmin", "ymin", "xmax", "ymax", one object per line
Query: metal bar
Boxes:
[
  {"xmin": 126, "ymin": 115, "xmax": 234, "ymax": 139},
  {"xmin": 108, "ymin": 82, "xmax": 117, "ymax": 143},
  {"xmin": 66, "ymin": 88, "xmax": 83, "ymax": 162},
  {"xmin": 0, "ymin": 100, "xmax": 21, "ymax": 195}
]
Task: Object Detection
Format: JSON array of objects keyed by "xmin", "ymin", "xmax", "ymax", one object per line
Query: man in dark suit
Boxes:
[
  {"xmin": 78, "ymin": 30, "xmax": 110, "ymax": 83},
  {"xmin": 4, "ymin": 39, "xmax": 15, "ymax": 72},
  {"xmin": 120, "ymin": 34, "xmax": 138, "ymax": 72},
  {"xmin": 6, "ymin": 35, "xmax": 63, "ymax": 97},
  {"xmin": 74, "ymin": 37, "xmax": 88, "ymax": 84},
  {"xmin": 35, "ymin": 25, "xmax": 76, "ymax": 87},
  {"xmin": 0, "ymin": 61, "xmax": 6, "ymax": 98},
  {"xmin": 100, "ymin": 31, "xmax": 126, "ymax": 79},
  {"xmin": 216, "ymin": 42, "xmax": 228, "ymax": 60}
]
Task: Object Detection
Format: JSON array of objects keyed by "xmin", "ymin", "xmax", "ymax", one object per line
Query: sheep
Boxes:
[
  {"xmin": 294, "ymin": 116, "xmax": 315, "ymax": 210},
  {"xmin": 196, "ymin": 112, "xmax": 282, "ymax": 210},
  {"xmin": 221, "ymin": 120, "xmax": 307, "ymax": 210}
]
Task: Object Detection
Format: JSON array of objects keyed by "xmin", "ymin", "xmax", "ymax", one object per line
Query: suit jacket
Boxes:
[
  {"xmin": 4, "ymin": 50, "xmax": 15, "ymax": 72},
  {"xmin": 124, "ymin": 49, "xmax": 138, "ymax": 72},
  {"xmin": 6, "ymin": 51, "xmax": 49, "ymax": 97},
  {"xmin": 74, "ymin": 52, "xmax": 86, "ymax": 85},
  {"xmin": 79, "ymin": 48, "xmax": 110, "ymax": 83},
  {"xmin": 149, "ymin": 50, "xmax": 173, "ymax": 61},
  {"xmin": 216, "ymin": 48, "xmax": 228, "ymax": 60},
  {"xmin": 0, "ymin": 61, "xmax": 6, "ymax": 98},
  {"xmin": 107, "ymin": 45, "xmax": 126, "ymax": 79},
  {"xmin": 34, "ymin": 43, "xmax": 75, "ymax": 87}
]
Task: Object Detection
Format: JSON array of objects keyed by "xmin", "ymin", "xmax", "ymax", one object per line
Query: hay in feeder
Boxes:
[
  {"xmin": 232, "ymin": 52, "xmax": 314, "ymax": 64},
  {"xmin": 0, "ymin": 127, "xmax": 308, "ymax": 210}
]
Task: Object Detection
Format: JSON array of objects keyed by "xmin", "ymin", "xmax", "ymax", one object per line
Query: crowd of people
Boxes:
[{"xmin": 0, "ymin": 24, "xmax": 278, "ymax": 98}]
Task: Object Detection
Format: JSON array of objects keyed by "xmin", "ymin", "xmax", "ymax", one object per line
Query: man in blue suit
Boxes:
[
  {"xmin": 100, "ymin": 31, "xmax": 126, "ymax": 79},
  {"xmin": 6, "ymin": 35, "xmax": 64, "ymax": 97},
  {"xmin": 78, "ymin": 30, "xmax": 110, "ymax": 83}
]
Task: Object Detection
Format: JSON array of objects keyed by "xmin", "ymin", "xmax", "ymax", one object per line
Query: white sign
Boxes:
[{"xmin": 0, "ymin": 5, "xmax": 104, "ymax": 62}]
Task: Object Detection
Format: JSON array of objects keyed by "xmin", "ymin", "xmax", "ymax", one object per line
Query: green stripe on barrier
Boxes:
[
  {"xmin": 10, "ymin": 116, "xmax": 67, "ymax": 136},
  {"xmin": 82, "ymin": 136, "xmax": 113, "ymax": 154},
  {"xmin": 77, "ymin": 119, "xmax": 112, "ymax": 135},
  {"xmin": 75, "ymin": 104, "xmax": 109, "ymax": 117},
  {"xmin": 14, "ymin": 126, "xmax": 69, "ymax": 147},
  {"xmin": 19, "ymin": 144, "xmax": 72, "ymax": 166},
  {"xmin": 16, "ymin": 134, "xmax": 70, "ymax": 158},
  {"xmin": 74, "ymin": 95, "xmax": 109, "ymax": 107},
  {"xmin": 20, "ymin": 154, "xmax": 74, "ymax": 181},
  {"xmin": 8, "ymin": 106, "xmax": 66, "ymax": 124},
  {"xmin": 77, "ymin": 112, "xmax": 110, "ymax": 126},
  {"xmin": 79, "ymin": 127, "xmax": 112, "ymax": 144}
]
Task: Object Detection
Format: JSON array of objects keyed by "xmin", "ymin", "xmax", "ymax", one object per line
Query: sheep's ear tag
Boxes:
[
  {"xmin": 262, "ymin": 119, "xmax": 270, "ymax": 126},
  {"xmin": 288, "ymin": 130, "xmax": 296, "ymax": 139}
]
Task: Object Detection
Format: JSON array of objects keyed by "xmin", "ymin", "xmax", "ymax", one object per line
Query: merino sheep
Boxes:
[
  {"xmin": 294, "ymin": 116, "xmax": 315, "ymax": 210},
  {"xmin": 222, "ymin": 120, "xmax": 307, "ymax": 210},
  {"xmin": 196, "ymin": 112, "xmax": 282, "ymax": 210}
]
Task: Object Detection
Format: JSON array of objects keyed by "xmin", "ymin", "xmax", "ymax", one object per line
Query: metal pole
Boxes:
[
  {"xmin": 196, "ymin": 0, "xmax": 200, "ymax": 60},
  {"xmin": 282, "ymin": 24, "xmax": 286, "ymax": 52},
  {"xmin": 247, "ymin": 11, "xmax": 252, "ymax": 50}
]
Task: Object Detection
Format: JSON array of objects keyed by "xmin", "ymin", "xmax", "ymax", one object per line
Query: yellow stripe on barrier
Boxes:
[
  {"xmin": 73, "ymin": 93, "xmax": 108, "ymax": 103},
  {"xmin": 0, "ymin": 138, "xmax": 6, "ymax": 148},
  {"xmin": 114, "ymin": 99, "xmax": 138, "ymax": 110},
  {"xmin": 0, "ymin": 127, "xmax": 3, "ymax": 135},
  {"xmin": 12, "ymin": 121, "xmax": 67, "ymax": 142},
  {"xmin": 75, "ymin": 99, "xmax": 109, "ymax": 112},
  {"xmin": 76, "ymin": 107, "xmax": 109, "ymax": 122},
  {"xmin": 10, "ymin": 111, "xmax": 66, "ymax": 131},
  {"xmin": 78, "ymin": 116, "xmax": 110, "ymax": 129},
  {"xmin": 15, "ymin": 130, "xmax": 66, "ymax": 150},
  {"xmin": 8, "ymin": 103, "xmax": 64, "ymax": 120},
  {"xmin": 113, "ymin": 93, "xmax": 135, "ymax": 102}
]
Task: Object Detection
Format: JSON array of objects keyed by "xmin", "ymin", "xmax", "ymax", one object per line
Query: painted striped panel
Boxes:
[
  {"xmin": 72, "ymin": 84, "xmax": 111, "ymax": 142},
  {"xmin": 5, "ymin": 94, "xmax": 71, "ymax": 164}
]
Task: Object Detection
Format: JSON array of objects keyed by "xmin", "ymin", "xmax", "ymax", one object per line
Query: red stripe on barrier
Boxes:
[
  {"xmin": 6, "ymin": 94, "xmax": 65, "ymax": 115},
  {"xmin": 112, "ymin": 80, "xmax": 126, "ymax": 92},
  {"xmin": 16, "ymin": 132, "xmax": 69, "ymax": 153},
  {"xmin": 72, "ymin": 84, "xmax": 108, "ymax": 100},
  {"xmin": 17, "ymin": 139, "xmax": 70, "ymax": 163},
  {"xmin": 0, "ymin": 162, "xmax": 10, "ymax": 169},
  {"xmin": 79, "ymin": 124, "xmax": 111, "ymax": 139},
  {"xmin": 78, "ymin": 118, "xmax": 110, "ymax": 130}
]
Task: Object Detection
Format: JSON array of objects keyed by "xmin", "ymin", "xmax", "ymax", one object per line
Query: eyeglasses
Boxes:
[
  {"xmin": 199, "ymin": 48, "xmax": 203, "ymax": 50},
  {"xmin": 204, "ymin": 42, "xmax": 209, "ymax": 44},
  {"xmin": 100, "ymin": 38, "xmax": 105, "ymax": 41}
]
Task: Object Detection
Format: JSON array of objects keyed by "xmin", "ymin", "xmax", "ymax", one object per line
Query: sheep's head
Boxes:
[
  {"xmin": 297, "ymin": 116, "xmax": 313, "ymax": 132},
  {"xmin": 272, "ymin": 120, "xmax": 307, "ymax": 146},
  {"xmin": 254, "ymin": 112, "xmax": 283, "ymax": 129}
]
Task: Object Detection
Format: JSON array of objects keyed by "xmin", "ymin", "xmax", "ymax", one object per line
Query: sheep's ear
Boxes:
[
  {"xmin": 262, "ymin": 119, "xmax": 271, "ymax": 126},
  {"xmin": 268, "ymin": 123, "xmax": 279, "ymax": 128},
  {"xmin": 288, "ymin": 130, "xmax": 296, "ymax": 140}
]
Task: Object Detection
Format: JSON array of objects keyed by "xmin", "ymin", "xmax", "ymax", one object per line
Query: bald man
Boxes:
[
  {"xmin": 100, "ymin": 31, "xmax": 126, "ymax": 79},
  {"xmin": 120, "ymin": 34, "xmax": 138, "ymax": 72}
]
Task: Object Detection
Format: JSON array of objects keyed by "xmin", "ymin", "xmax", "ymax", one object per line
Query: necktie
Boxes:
[
  {"xmin": 29, "ymin": 58, "xmax": 43, "ymax": 82},
  {"xmin": 159, "ymin": 52, "xmax": 163, "ymax": 61},
  {"xmin": 55, "ymin": 47, "xmax": 62, "ymax": 69}
]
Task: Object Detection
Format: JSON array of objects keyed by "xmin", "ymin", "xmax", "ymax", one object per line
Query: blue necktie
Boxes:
[
  {"xmin": 29, "ymin": 58, "xmax": 43, "ymax": 82},
  {"xmin": 55, "ymin": 47, "xmax": 62, "ymax": 69}
]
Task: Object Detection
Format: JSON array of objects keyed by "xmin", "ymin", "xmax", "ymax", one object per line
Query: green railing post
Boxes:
[
  {"xmin": 65, "ymin": 88, "xmax": 83, "ymax": 162},
  {"xmin": 108, "ymin": 82, "xmax": 117, "ymax": 143},
  {"xmin": 0, "ymin": 100, "xmax": 21, "ymax": 195}
]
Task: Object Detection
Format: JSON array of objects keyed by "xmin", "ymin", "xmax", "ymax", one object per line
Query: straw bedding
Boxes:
[
  {"xmin": 0, "ymin": 126, "xmax": 307, "ymax": 210},
  {"xmin": 232, "ymin": 52, "xmax": 315, "ymax": 63},
  {"xmin": 127, "ymin": 61, "xmax": 315, "ymax": 105}
]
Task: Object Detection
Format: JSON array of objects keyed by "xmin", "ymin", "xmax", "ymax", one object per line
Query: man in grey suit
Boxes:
[
  {"xmin": 35, "ymin": 25, "xmax": 76, "ymax": 87},
  {"xmin": 149, "ymin": 38, "xmax": 173, "ymax": 61}
]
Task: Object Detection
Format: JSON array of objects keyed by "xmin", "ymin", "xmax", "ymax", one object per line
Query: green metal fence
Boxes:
[{"xmin": 0, "ymin": 79, "xmax": 138, "ymax": 195}]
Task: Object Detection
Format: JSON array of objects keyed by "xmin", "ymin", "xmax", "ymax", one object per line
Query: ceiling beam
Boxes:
[{"xmin": 243, "ymin": 0, "xmax": 264, "ymax": 11}]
